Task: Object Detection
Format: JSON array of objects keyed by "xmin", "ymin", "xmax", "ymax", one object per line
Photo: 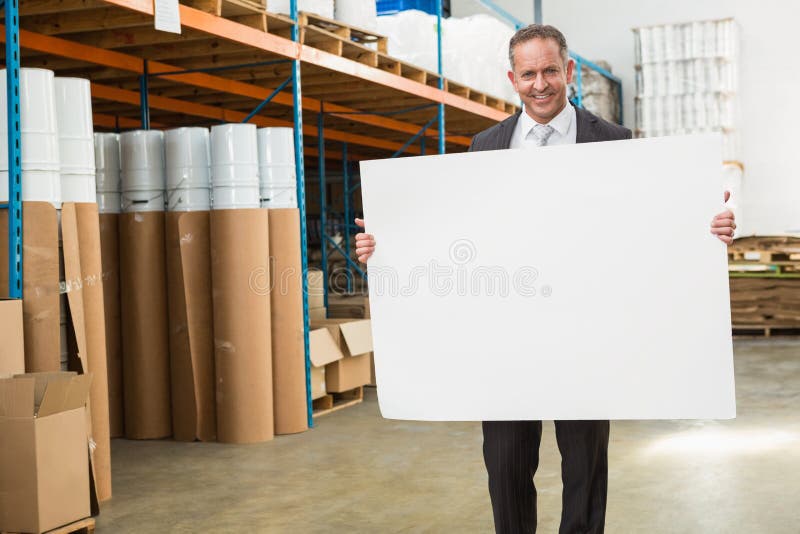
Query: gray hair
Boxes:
[{"xmin": 508, "ymin": 24, "xmax": 569, "ymax": 68}]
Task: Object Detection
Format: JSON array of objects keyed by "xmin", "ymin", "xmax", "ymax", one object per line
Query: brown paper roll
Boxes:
[
  {"xmin": 166, "ymin": 211, "xmax": 216, "ymax": 442},
  {"xmin": 75, "ymin": 203, "xmax": 112, "ymax": 502},
  {"xmin": 268, "ymin": 209, "xmax": 309, "ymax": 435},
  {"xmin": 0, "ymin": 202, "xmax": 60, "ymax": 371},
  {"xmin": 119, "ymin": 211, "xmax": 171, "ymax": 439},
  {"xmin": 99, "ymin": 213, "xmax": 124, "ymax": 438},
  {"xmin": 210, "ymin": 209, "xmax": 273, "ymax": 444}
]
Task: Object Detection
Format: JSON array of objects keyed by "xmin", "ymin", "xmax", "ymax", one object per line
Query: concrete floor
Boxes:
[{"xmin": 97, "ymin": 339, "xmax": 800, "ymax": 533}]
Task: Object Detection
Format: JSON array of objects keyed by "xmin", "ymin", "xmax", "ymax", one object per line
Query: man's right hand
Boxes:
[{"xmin": 354, "ymin": 218, "xmax": 375, "ymax": 264}]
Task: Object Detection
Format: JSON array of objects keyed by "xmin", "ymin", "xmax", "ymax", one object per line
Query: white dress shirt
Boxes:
[{"xmin": 509, "ymin": 103, "xmax": 577, "ymax": 149}]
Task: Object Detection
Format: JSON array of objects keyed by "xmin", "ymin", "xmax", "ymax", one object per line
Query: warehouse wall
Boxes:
[{"xmin": 451, "ymin": 0, "xmax": 800, "ymax": 236}]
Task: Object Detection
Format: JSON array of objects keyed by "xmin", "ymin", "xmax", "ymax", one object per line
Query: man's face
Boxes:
[{"xmin": 507, "ymin": 38, "xmax": 574, "ymax": 124}]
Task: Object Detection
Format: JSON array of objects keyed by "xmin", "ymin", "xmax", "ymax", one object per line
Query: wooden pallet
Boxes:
[
  {"xmin": 732, "ymin": 326, "xmax": 800, "ymax": 338},
  {"xmin": 3, "ymin": 517, "xmax": 96, "ymax": 534},
  {"xmin": 298, "ymin": 11, "xmax": 388, "ymax": 53},
  {"xmin": 222, "ymin": 9, "xmax": 518, "ymax": 113},
  {"xmin": 728, "ymin": 236, "xmax": 800, "ymax": 263},
  {"xmin": 183, "ymin": 0, "xmax": 267, "ymax": 30},
  {"xmin": 313, "ymin": 386, "xmax": 364, "ymax": 417}
]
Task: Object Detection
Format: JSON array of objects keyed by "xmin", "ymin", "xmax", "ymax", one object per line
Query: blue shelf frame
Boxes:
[
  {"xmin": 290, "ymin": 0, "xmax": 314, "ymax": 428},
  {"xmin": 3, "ymin": 0, "xmax": 22, "ymax": 299}
]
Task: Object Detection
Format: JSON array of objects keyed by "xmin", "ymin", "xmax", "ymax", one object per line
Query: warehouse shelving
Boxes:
[
  {"xmin": 3, "ymin": 0, "xmax": 22, "ymax": 300},
  {"xmin": 2, "ymin": 0, "xmax": 519, "ymax": 425}
]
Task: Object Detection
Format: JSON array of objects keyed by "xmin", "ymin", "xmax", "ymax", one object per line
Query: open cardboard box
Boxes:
[
  {"xmin": 0, "ymin": 372, "xmax": 93, "ymax": 534},
  {"xmin": 308, "ymin": 328, "xmax": 343, "ymax": 400},
  {"xmin": 310, "ymin": 319, "xmax": 374, "ymax": 393}
]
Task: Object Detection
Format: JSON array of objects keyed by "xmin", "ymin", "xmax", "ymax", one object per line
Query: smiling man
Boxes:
[{"xmin": 355, "ymin": 24, "xmax": 737, "ymax": 534}]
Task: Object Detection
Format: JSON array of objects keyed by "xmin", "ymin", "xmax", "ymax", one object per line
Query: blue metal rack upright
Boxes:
[
  {"xmin": 4, "ymin": 0, "xmax": 23, "ymax": 299},
  {"xmin": 291, "ymin": 0, "xmax": 314, "ymax": 428}
]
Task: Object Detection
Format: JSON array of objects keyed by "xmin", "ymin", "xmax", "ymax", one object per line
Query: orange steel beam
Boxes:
[
  {"xmin": 8, "ymin": 26, "xmax": 472, "ymax": 148},
  {"xmin": 92, "ymin": 112, "xmax": 163, "ymax": 129},
  {"xmin": 89, "ymin": 83, "xmax": 413, "ymax": 156},
  {"xmin": 95, "ymin": 1, "xmax": 506, "ymax": 123}
]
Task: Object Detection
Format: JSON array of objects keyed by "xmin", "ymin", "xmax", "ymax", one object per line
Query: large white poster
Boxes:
[{"xmin": 360, "ymin": 134, "xmax": 736, "ymax": 421}]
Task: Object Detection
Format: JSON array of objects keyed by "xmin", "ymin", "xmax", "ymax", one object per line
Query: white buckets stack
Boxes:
[
  {"xmin": 95, "ymin": 133, "xmax": 122, "ymax": 214},
  {"xmin": 210, "ymin": 124, "xmax": 259, "ymax": 210},
  {"xmin": 633, "ymin": 18, "xmax": 739, "ymax": 160},
  {"xmin": 54, "ymin": 78, "xmax": 96, "ymax": 203},
  {"xmin": 120, "ymin": 130, "xmax": 165, "ymax": 212},
  {"xmin": 257, "ymin": 127, "xmax": 297, "ymax": 209},
  {"xmin": 0, "ymin": 68, "xmax": 61, "ymax": 206},
  {"xmin": 166, "ymin": 127, "xmax": 211, "ymax": 212}
]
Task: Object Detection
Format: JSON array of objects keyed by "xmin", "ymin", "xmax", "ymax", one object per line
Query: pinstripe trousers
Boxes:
[{"xmin": 482, "ymin": 420, "xmax": 610, "ymax": 534}]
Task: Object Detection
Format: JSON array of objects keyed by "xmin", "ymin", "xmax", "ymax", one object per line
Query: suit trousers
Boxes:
[{"xmin": 482, "ymin": 420, "xmax": 610, "ymax": 534}]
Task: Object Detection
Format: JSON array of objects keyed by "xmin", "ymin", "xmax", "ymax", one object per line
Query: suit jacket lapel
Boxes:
[
  {"xmin": 498, "ymin": 111, "xmax": 521, "ymax": 149},
  {"xmin": 575, "ymin": 105, "xmax": 599, "ymax": 144}
]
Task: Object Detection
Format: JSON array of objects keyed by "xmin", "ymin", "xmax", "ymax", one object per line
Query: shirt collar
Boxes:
[{"xmin": 519, "ymin": 102, "xmax": 575, "ymax": 137}]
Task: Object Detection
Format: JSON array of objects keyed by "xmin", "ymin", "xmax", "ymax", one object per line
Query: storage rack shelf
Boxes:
[{"xmin": 2, "ymin": 0, "xmax": 519, "ymax": 424}]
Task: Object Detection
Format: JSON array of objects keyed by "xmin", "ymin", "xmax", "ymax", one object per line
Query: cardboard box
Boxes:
[
  {"xmin": 0, "ymin": 372, "xmax": 92, "ymax": 534},
  {"xmin": 0, "ymin": 202, "xmax": 60, "ymax": 372},
  {"xmin": 308, "ymin": 328, "xmax": 344, "ymax": 399},
  {"xmin": 309, "ymin": 306, "xmax": 327, "ymax": 321},
  {"xmin": 307, "ymin": 269, "xmax": 325, "ymax": 309},
  {"xmin": 310, "ymin": 319, "xmax": 373, "ymax": 393},
  {"xmin": 0, "ymin": 300, "xmax": 24, "ymax": 378},
  {"xmin": 369, "ymin": 352, "xmax": 376, "ymax": 387}
]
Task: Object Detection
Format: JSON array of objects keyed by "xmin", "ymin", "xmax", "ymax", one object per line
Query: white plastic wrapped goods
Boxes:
[
  {"xmin": 334, "ymin": 0, "xmax": 377, "ymax": 30},
  {"xmin": 377, "ymin": 11, "xmax": 517, "ymax": 103},
  {"xmin": 268, "ymin": 0, "xmax": 333, "ymax": 18}
]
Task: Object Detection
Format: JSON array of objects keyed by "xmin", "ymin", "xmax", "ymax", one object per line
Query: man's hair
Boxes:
[{"xmin": 508, "ymin": 24, "xmax": 569, "ymax": 69}]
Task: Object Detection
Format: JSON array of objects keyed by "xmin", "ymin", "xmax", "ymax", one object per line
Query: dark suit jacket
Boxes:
[{"xmin": 468, "ymin": 103, "xmax": 631, "ymax": 152}]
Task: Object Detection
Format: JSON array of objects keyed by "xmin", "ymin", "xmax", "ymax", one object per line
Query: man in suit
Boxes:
[{"xmin": 354, "ymin": 24, "xmax": 736, "ymax": 534}]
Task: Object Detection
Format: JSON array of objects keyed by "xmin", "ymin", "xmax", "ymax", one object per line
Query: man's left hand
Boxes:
[{"xmin": 710, "ymin": 191, "xmax": 736, "ymax": 245}]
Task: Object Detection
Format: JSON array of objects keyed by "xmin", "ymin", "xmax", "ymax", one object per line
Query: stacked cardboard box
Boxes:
[
  {"xmin": 728, "ymin": 236, "xmax": 800, "ymax": 330},
  {"xmin": 729, "ymin": 278, "xmax": 800, "ymax": 327},
  {"xmin": 327, "ymin": 293, "xmax": 370, "ymax": 319},
  {"xmin": 309, "ymin": 318, "xmax": 373, "ymax": 399},
  {"xmin": 308, "ymin": 268, "xmax": 326, "ymax": 320}
]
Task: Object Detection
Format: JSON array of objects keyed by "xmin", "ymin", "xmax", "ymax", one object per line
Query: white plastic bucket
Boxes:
[
  {"xmin": 210, "ymin": 124, "xmax": 258, "ymax": 166},
  {"xmin": 22, "ymin": 169, "xmax": 61, "ymax": 207},
  {"xmin": 121, "ymin": 189, "xmax": 165, "ymax": 212},
  {"xmin": 0, "ymin": 68, "xmax": 60, "ymax": 172},
  {"xmin": 259, "ymin": 185, "xmax": 297, "ymax": 209},
  {"xmin": 257, "ymin": 127, "xmax": 295, "ymax": 167},
  {"xmin": 97, "ymin": 192, "xmax": 121, "ymax": 214},
  {"xmin": 121, "ymin": 168, "xmax": 166, "ymax": 192},
  {"xmin": 165, "ymin": 127, "xmax": 210, "ymax": 168},
  {"xmin": 61, "ymin": 173, "xmax": 97, "ymax": 203},
  {"xmin": 54, "ymin": 77, "xmax": 95, "ymax": 174},
  {"xmin": 211, "ymin": 163, "xmax": 259, "ymax": 186},
  {"xmin": 167, "ymin": 165, "xmax": 211, "ymax": 189},
  {"xmin": 120, "ymin": 130, "xmax": 165, "ymax": 171},
  {"xmin": 334, "ymin": 0, "xmax": 377, "ymax": 30},
  {"xmin": 211, "ymin": 185, "xmax": 259, "ymax": 210},
  {"xmin": 167, "ymin": 187, "xmax": 210, "ymax": 212},
  {"xmin": 259, "ymin": 164, "xmax": 295, "ymax": 188}
]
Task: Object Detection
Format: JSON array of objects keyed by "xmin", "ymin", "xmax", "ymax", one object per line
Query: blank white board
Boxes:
[{"xmin": 360, "ymin": 134, "xmax": 735, "ymax": 421}]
